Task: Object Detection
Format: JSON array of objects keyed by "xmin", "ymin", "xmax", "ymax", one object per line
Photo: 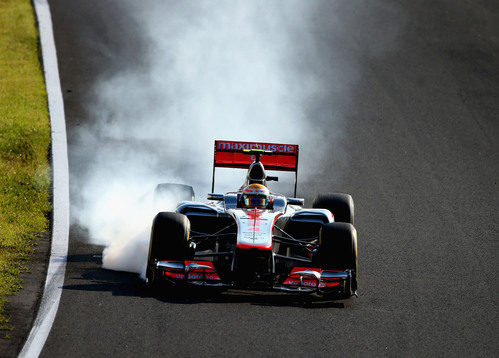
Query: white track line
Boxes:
[{"xmin": 18, "ymin": 0, "xmax": 69, "ymax": 357}]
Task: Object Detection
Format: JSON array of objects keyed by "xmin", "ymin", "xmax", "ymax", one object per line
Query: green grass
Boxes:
[{"xmin": 0, "ymin": 0, "xmax": 51, "ymax": 337}]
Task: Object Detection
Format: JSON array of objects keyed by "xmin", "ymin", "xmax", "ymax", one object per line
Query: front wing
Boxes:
[{"xmin": 152, "ymin": 259, "xmax": 354, "ymax": 296}]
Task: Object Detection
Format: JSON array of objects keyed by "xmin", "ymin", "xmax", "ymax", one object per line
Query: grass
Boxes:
[{"xmin": 0, "ymin": 0, "xmax": 51, "ymax": 337}]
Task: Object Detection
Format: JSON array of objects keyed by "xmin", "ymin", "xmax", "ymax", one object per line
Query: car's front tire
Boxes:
[
  {"xmin": 146, "ymin": 212, "xmax": 190, "ymax": 286},
  {"xmin": 316, "ymin": 222, "xmax": 358, "ymax": 297}
]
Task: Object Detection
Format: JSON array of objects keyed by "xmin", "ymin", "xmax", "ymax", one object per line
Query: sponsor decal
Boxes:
[
  {"xmin": 217, "ymin": 141, "xmax": 296, "ymax": 154},
  {"xmin": 187, "ymin": 273, "xmax": 202, "ymax": 280},
  {"xmin": 245, "ymin": 209, "xmax": 263, "ymax": 232},
  {"xmin": 164, "ymin": 272, "xmax": 185, "ymax": 280},
  {"xmin": 283, "ymin": 278, "xmax": 318, "ymax": 287},
  {"xmin": 161, "ymin": 260, "xmax": 221, "ymax": 281},
  {"xmin": 283, "ymin": 267, "xmax": 341, "ymax": 288},
  {"xmin": 243, "ymin": 187, "xmax": 268, "ymax": 195},
  {"xmin": 214, "ymin": 140, "xmax": 298, "ymax": 172},
  {"xmin": 233, "ymin": 209, "xmax": 278, "ymax": 249},
  {"xmin": 187, "ymin": 272, "xmax": 221, "ymax": 281}
]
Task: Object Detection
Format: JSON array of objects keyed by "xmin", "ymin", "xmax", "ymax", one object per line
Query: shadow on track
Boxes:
[
  {"xmin": 151, "ymin": 286, "xmax": 354, "ymax": 309},
  {"xmin": 61, "ymin": 253, "xmax": 354, "ymax": 309}
]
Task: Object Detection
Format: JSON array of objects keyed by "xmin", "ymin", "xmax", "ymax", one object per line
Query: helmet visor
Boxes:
[{"xmin": 243, "ymin": 195, "xmax": 268, "ymax": 208}]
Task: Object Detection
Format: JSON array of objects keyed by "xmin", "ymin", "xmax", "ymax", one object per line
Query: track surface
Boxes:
[{"xmin": 43, "ymin": 1, "xmax": 497, "ymax": 356}]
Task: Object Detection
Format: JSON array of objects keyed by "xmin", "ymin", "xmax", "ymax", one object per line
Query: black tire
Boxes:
[
  {"xmin": 316, "ymin": 222, "xmax": 358, "ymax": 295},
  {"xmin": 153, "ymin": 183, "xmax": 195, "ymax": 211},
  {"xmin": 312, "ymin": 193, "xmax": 354, "ymax": 224},
  {"xmin": 146, "ymin": 212, "xmax": 190, "ymax": 285}
]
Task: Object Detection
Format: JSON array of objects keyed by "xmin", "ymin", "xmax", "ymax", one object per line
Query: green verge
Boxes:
[{"xmin": 0, "ymin": 0, "xmax": 51, "ymax": 338}]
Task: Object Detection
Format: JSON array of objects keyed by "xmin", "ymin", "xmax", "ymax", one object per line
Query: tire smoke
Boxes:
[{"xmin": 70, "ymin": 1, "xmax": 400, "ymax": 277}]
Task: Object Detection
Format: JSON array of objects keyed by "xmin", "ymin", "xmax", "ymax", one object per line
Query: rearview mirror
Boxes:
[
  {"xmin": 287, "ymin": 198, "xmax": 304, "ymax": 206},
  {"xmin": 207, "ymin": 193, "xmax": 224, "ymax": 201}
]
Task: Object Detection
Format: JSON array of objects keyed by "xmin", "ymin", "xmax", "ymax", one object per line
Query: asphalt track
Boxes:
[{"xmin": 40, "ymin": 1, "xmax": 497, "ymax": 356}]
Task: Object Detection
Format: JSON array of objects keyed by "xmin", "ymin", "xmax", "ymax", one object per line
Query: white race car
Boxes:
[{"xmin": 146, "ymin": 140, "xmax": 357, "ymax": 299}]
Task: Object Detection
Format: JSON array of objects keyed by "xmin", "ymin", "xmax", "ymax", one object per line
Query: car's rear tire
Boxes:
[
  {"xmin": 316, "ymin": 222, "xmax": 357, "ymax": 296},
  {"xmin": 146, "ymin": 212, "xmax": 190, "ymax": 286},
  {"xmin": 153, "ymin": 183, "xmax": 195, "ymax": 211},
  {"xmin": 312, "ymin": 193, "xmax": 354, "ymax": 224}
]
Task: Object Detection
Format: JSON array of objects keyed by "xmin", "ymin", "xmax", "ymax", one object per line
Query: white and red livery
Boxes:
[{"xmin": 147, "ymin": 140, "xmax": 358, "ymax": 299}]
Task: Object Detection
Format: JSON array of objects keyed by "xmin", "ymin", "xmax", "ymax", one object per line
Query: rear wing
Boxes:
[{"xmin": 212, "ymin": 140, "xmax": 299, "ymax": 196}]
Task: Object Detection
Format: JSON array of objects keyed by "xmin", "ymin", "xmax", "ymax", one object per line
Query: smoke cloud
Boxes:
[{"xmin": 70, "ymin": 1, "xmax": 393, "ymax": 277}]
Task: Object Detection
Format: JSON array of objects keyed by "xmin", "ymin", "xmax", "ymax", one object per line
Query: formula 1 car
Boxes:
[{"xmin": 146, "ymin": 140, "xmax": 357, "ymax": 298}]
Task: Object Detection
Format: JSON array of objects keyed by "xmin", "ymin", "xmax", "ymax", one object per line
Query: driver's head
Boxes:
[{"xmin": 242, "ymin": 184, "xmax": 270, "ymax": 209}]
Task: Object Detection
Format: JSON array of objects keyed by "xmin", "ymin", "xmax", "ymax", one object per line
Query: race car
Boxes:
[{"xmin": 146, "ymin": 140, "xmax": 357, "ymax": 298}]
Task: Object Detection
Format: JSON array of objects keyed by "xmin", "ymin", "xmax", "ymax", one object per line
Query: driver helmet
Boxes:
[{"xmin": 242, "ymin": 184, "xmax": 270, "ymax": 209}]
